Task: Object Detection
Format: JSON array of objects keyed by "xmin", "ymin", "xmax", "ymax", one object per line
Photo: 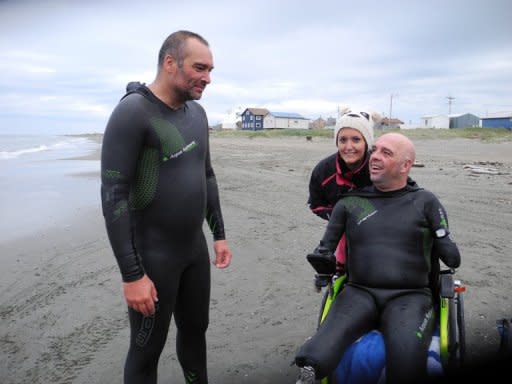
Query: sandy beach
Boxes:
[{"xmin": 1, "ymin": 134, "xmax": 511, "ymax": 383}]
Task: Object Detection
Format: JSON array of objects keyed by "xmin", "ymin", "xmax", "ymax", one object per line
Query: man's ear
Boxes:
[
  {"xmin": 163, "ymin": 54, "xmax": 177, "ymax": 74},
  {"xmin": 401, "ymin": 158, "xmax": 413, "ymax": 174}
]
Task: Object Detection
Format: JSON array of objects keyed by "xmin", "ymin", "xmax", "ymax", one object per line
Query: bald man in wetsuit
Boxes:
[
  {"xmin": 295, "ymin": 133, "xmax": 461, "ymax": 384},
  {"xmin": 101, "ymin": 31, "xmax": 232, "ymax": 384}
]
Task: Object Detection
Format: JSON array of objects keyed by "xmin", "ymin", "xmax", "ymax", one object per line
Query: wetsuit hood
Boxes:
[
  {"xmin": 122, "ymin": 81, "xmax": 154, "ymax": 101},
  {"xmin": 121, "ymin": 81, "xmax": 191, "ymax": 112}
]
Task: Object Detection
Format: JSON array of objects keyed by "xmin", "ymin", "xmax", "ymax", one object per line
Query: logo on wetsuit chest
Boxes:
[
  {"xmin": 343, "ymin": 196, "xmax": 378, "ymax": 225},
  {"xmin": 162, "ymin": 141, "xmax": 197, "ymax": 162},
  {"xmin": 149, "ymin": 117, "xmax": 198, "ymax": 162}
]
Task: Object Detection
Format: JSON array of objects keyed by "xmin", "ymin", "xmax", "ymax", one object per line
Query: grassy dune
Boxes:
[
  {"xmin": 72, "ymin": 127, "xmax": 512, "ymax": 143},
  {"xmin": 211, "ymin": 127, "xmax": 512, "ymax": 142}
]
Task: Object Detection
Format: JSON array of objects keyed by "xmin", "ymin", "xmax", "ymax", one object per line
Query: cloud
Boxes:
[{"xmin": 0, "ymin": 0, "xmax": 511, "ymax": 133}]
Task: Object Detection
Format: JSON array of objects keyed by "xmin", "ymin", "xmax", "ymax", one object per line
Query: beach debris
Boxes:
[
  {"xmin": 463, "ymin": 164, "xmax": 503, "ymax": 175},
  {"xmin": 412, "ymin": 162, "xmax": 425, "ymax": 167}
]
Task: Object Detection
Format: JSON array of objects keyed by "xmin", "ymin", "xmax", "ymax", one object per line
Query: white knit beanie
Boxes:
[{"xmin": 334, "ymin": 108, "xmax": 381, "ymax": 148}]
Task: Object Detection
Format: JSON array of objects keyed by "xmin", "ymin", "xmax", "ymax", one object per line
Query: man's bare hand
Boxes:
[
  {"xmin": 213, "ymin": 239, "xmax": 232, "ymax": 269},
  {"xmin": 123, "ymin": 274, "xmax": 158, "ymax": 316}
]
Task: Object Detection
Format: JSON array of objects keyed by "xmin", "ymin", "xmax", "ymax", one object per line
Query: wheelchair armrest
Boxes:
[
  {"xmin": 307, "ymin": 251, "xmax": 336, "ymax": 275},
  {"xmin": 439, "ymin": 272, "xmax": 455, "ymax": 298}
]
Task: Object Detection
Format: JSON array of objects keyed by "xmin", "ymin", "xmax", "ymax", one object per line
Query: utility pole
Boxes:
[{"xmin": 447, "ymin": 96, "xmax": 455, "ymax": 115}]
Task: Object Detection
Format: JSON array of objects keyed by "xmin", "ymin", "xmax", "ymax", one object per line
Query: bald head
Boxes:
[
  {"xmin": 369, "ymin": 133, "xmax": 416, "ymax": 191},
  {"xmin": 381, "ymin": 133, "xmax": 416, "ymax": 163}
]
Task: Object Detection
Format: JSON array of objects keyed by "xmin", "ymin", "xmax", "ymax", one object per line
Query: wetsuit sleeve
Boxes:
[
  {"xmin": 205, "ymin": 132, "xmax": 226, "ymax": 241},
  {"xmin": 308, "ymin": 164, "xmax": 332, "ymax": 220},
  {"xmin": 317, "ymin": 199, "xmax": 347, "ymax": 253},
  {"xmin": 100, "ymin": 98, "xmax": 146, "ymax": 282},
  {"xmin": 425, "ymin": 193, "xmax": 461, "ymax": 269}
]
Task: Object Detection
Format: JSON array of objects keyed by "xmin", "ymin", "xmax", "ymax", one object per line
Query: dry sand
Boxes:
[{"xmin": 1, "ymin": 135, "xmax": 511, "ymax": 383}]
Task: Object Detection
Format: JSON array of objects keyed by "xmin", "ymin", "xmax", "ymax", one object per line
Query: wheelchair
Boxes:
[{"xmin": 306, "ymin": 250, "xmax": 466, "ymax": 384}]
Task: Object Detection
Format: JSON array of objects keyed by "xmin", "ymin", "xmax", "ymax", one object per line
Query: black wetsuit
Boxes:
[
  {"xmin": 101, "ymin": 82, "xmax": 225, "ymax": 384},
  {"xmin": 295, "ymin": 183, "xmax": 461, "ymax": 383}
]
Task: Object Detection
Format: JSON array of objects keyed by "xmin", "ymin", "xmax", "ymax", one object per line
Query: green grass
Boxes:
[
  {"xmin": 385, "ymin": 127, "xmax": 512, "ymax": 142},
  {"xmin": 211, "ymin": 128, "xmax": 332, "ymax": 139},
  {"xmin": 211, "ymin": 127, "xmax": 512, "ymax": 142}
]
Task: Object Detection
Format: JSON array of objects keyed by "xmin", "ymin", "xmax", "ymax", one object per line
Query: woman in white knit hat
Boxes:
[{"xmin": 307, "ymin": 107, "xmax": 380, "ymax": 272}]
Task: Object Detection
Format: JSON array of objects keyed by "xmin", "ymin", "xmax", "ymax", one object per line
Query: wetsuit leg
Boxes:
[
  {"xmin": 123, "ymin": 244, "xmax": 185, "ymax": 384},
  {"xmin": 124, "ymin": 289, "xmax": 174, "ymax": 384},
  {"xmin": 380, "ymin": 291, "xmax": 434, "ymax": 384},
  {"xmin": 174, "ymin": 236, "xmax": 211, "ymax": 384},
  {"xmin": 295, "ymin": 285, "xmax": 378, "ymax": 378}
]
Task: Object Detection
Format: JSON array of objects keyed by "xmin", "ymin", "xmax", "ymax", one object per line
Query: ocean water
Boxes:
[{"xmin": 0, "ymin": 134, "xmax": 102, "ymax": 243}]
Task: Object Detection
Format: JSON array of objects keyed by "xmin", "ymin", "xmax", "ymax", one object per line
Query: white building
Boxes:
[
  {"xmin": 263, "ymin": 112, "xmax": 310, "ymax": 129},
  {"xmin": 420, "ymin": 115, "xmax": 450, "ymax": 129}
]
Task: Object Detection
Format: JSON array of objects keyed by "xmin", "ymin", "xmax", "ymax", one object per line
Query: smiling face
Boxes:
[
  {"xmin": 169, "ymin": 37, "xmax": 214, "ymax": 103},
  {"xmin": 337, "ymin": 127, "xmax": 367, "ymax": 170},
  {"xmin": 369, "ymin": 133, "xmax": 415, "ymax": 191}
]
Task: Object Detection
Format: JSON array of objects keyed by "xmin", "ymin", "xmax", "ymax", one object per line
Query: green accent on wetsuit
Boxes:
[
  {"xmin": 103, "ymin": 169, "xmax": 123, "ymax": 180},
  {"xmin": 129, "ymin": 147, "xmax": 160, "ymax": 210},
  {"xmin": 184, "ymin": 370, "xmax": 199, "ymax": 384},
  {"xmin": 128, "ymin": 118, "xmax": 197, "ymax": 210},
  {"xmin": 150, "ymin": 117, "xmax": 185, "ymax": 159},
  {"xmin": 341, "ymin": 196, "xmax": 376, "ymax": 225},
  {"xmin": 113, "ymin": 200, "xmax": 129, "ymax": 222}
]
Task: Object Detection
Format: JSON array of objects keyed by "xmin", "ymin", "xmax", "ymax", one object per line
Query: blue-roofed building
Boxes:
[
  {"xmin": 480, "ymin": 112, "xmax": 512, "ymax": 129},
  {"xmin": 240, "ymin": 108, "xmax": 310, "ymax": 130}
]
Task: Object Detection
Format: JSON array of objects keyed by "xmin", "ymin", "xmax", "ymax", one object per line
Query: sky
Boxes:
[{"xmin": 1, "ymin": 0, "xmax": 511, "ymax": 135}]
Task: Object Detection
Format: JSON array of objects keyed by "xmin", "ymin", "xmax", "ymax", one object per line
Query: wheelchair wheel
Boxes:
[
  {"xmin": 455, "ymin": 290, "xmax": 466, "ymax": 363},
  {"xmin": 447, "ymin": 298, "xmax": 459, "ymax": 368},
  {"xmin": 444, "ymin": 286, "xmax": 466, "ymax": 371}
]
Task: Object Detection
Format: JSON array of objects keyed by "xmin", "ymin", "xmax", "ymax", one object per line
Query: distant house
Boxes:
[
  {"xmin": 480, "ymin": 111, "xmax": 512, "ymax": 129},
  {"xmin": 381, "ymin": 117, "xmax": 404, "ymax": 129},
  {"xmin": 421, "ymin": 115, "xmax": 450, "ymax": 129},
  {"xmin": 310, "ymin": 117, "xmax": 327, "ymax": 130},
  {"xmin": 240, "ymin": 108, "xmax": 310, "ymax": 130},
  {"xmin": 241, "ymin": 108, "xmax": 269, "ymax": 130},
  {"xmin": 449, "ymin": 113, "xmax": 480, "ymax": 128}
]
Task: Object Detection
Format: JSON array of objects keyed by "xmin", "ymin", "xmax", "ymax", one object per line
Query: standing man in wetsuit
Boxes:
[
  {"xmin": 101, "ymin": 30, "xmax": 232, "ymax": 384},
  {"xmin": 295, "ymin": 133, "xmax": 460, "ymax": 384}
]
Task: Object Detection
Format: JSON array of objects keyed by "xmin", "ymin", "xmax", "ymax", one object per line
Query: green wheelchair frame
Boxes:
[{"xmin": 309, "ymin": 259, "xmax": 466, "ymax": 384}]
